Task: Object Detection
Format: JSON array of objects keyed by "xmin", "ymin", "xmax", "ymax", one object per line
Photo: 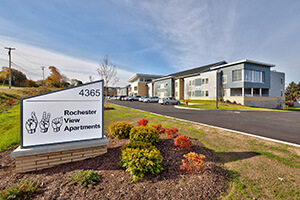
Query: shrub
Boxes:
[
  {"xmin": 130, "ymin": 126, "xmax": 159, "ymax": 144},
  {"xmin": 151, "ymin": 124, "xmax": 165, "ymax": 134},
  {"xmin": 121, "ymin": 141, "xmax": 154, "ymax": 150},
  {"xmin": 174, "ymin": 135, "xmax": 192, "ymax": 149},
  {"xmin": 67, "ymin": 170, "xmax": 100, "ymax": 188},
  {"xmin": 120, "ymin": 142, "xmax": 163, "ymax": 182},
  {"xmin": 108, "ymin": 121, "xmax": 133, "ymax": 139},
  {"xmin": 180, "ymin": 152, "xmax": 206, "ymax": 173},
  {"xmin": 137, "ymin": 119, "xmax": 148, "ymax": 126},
  {"xmin": 285, "ymin": 100, "xmax": 294, "ymax": 107},
  {"xmin": 0, "ymin": 179, "xmax": 40, "ymax": 200},
  {"xmin": 165, "ymin": 128, "xmax": 178, "ymax": 138}
]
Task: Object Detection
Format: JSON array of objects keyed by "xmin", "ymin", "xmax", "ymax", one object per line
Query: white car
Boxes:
[
  {"xmin": 143, "ymin": 96, "xmax": 160, "ymax": 103},
  {"xmin": 139, "ymin": 96, "xmax": 148, "ymax": 102},
  {"xmin": 159, "ymin": 97, "xmax": 180, "ymax": 105}
]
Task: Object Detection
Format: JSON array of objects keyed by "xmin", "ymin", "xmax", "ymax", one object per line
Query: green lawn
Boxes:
[
  {"xmin": 1, "ymin": 102, "xmax": 300, "ymax": 199},
  {"xmin": 178, "ymin": 100, "xmax": 284, "ymax": 111},
  {"xmin": 0, "ymin": 105, "xmax": 20, "ymax": 151}
]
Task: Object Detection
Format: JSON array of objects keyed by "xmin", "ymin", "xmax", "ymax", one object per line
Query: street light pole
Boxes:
[{"xmin": 216, "ymin": 70, "xmax": 221, "ymax": 109}]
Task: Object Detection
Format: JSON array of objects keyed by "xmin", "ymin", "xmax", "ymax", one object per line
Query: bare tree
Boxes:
[{"xmin": 96, "ymin": 55, "xmax": 119, "ymax": 108}]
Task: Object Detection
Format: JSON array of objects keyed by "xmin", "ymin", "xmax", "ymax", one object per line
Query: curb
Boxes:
[{"xmin": 174, "ymin": 105, "xmax": 290, "ymax": 113}]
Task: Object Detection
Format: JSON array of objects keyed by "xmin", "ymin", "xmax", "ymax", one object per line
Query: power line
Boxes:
[
  {"xmin": 11, "ymin": 62, "xmax": 40, "ymax": 76},
  {"xmin": 14, "ymin": 50, "xmax": 45, "ymax": 66}
]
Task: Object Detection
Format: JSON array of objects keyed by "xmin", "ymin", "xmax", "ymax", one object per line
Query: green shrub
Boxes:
[
  {"xmin": 67, "ymin": 170, "xmax": 100, "ymax": 188},
  {"xmin": 129, "ymin": 126, "xmax": 159, "ymax": 144},
  {"xmin": 108, "ymin": 121, "xmax": 134, "ymax": 139},
  {"xmin": 121, "ymin": 141, "xmax": 154, "ymax": 150},
  {"xmin": 0, "ymin": 179, "xmax": 40, "ymax": 200},
  {"xmin": 120, "ymin": 142, "xmax": 163, "ymax": 182}
]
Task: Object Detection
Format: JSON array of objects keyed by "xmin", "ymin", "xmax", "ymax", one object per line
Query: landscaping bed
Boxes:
[{"xmin": 0, "ymin": 137, "xmax": 228, "ymax": 199}]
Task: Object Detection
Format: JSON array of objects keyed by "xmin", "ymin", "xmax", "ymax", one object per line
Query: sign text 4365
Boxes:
[{"xmin": 79, "ymin": 89, "xmax": 101, "ymax": 97}]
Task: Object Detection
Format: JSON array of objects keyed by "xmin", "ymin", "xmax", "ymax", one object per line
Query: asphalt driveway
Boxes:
[{"xmin": 109, "ymin": 99, "xmax": 300, "ymax": 145}]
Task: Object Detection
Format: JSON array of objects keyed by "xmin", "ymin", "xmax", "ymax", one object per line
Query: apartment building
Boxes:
[
  {"xmin": 125, "ymin": 59, "xmax": 285, "ymax": 109},
  {"xmin": 182, "ymin": 60, "xmax": 285, "ymax": 108},
  {"xmin": 128, "ymin": 74, "xmax": 163, "ymax": 96}
]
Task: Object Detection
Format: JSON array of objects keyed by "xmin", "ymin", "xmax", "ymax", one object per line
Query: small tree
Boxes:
[
  {"xmin": 45, "ymin": 66, "xmax": 69, "ymax": 88},
  {"xmin": 96, "ymin": 55, "xmax": 119, "ymax": 108}
]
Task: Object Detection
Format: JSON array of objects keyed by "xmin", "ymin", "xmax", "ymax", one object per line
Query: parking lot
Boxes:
[{"xmin": 109, "ymin": 99, "xmax": 300, "ymax": 146}]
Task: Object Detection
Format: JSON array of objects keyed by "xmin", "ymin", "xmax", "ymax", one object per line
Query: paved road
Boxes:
[{"xmin": 109, "ymin": 99, "xmax": 300, "ymax": 145}]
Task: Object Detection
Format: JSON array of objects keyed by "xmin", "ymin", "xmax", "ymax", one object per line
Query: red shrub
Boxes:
[
  {"xmin": 180, "ymin": 152, "xmax": 205, "ymax": 173},
  {"xmin": 174, "ymin": 135, "xmax": 192, "ymax": 149},
  {"xmin": 151, "ymin": 124, "xmax": 165, "ymax": 134},
  {"xmin": 6, "ymin": 99, "xmax": 15, "ymax": 106},
  {"xmin": 137, "ymin": 119, "xmax": 148, "ymax": 126},
  {"xmin": 165, "ymin": 128, "xmax": 178, "ymax": 138}
]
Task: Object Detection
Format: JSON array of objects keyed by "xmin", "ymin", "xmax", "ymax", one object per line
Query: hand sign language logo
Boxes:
[
  {"xmin": 40, "ymin": 111, "xmax": 50, "ymax": 133},
  {"xmin": 25, "ymin": 111, "xmax": 38, "ymax": 134},
  {"xmin": 52, "ymin": 117, "xmax": 63, "ymax": 132}
]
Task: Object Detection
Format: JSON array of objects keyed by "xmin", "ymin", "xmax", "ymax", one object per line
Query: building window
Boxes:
[
  {"xmin": 175, "ymin": 82, "xmax": 178, "ymax": 88},
  {"xmin": 189, "ymin": 80, "xmax": 191, "ymax": 86},
  {"xmin": 253, "ymin": 70, "xmax": 261, "ymax": 82},
  {"xmin": 134, "ymin": 86, "xmax": 137, "ymax": 91},
  {"xmin": 192, "ymin": 80, "xmax": 195, "ymax": 86},
  {"xmin": 244, "ymin": 70, "xmax": 265, "ymax": 83},
  {"xmin": 175, "ymin": 91, "xmax": 178, "ymax": 97},
  {"xmin": 205, "ymin": 91, "xmax": 209, "ymax": 97},
  {"xmin": 158, "ymin": 84, "xmax": 161, "ymax": 89},
  {"xmin": 244, "ymin": 70, "xmax": 252, "ymax": 82},
  {"xmin": 233, "ymin": 69, "xmax": 242, "ymax": 82},
  {"xmin": 222, "ymin": 75, "xmax": 227, "ymax": 84},
  {"xmin": 195, "ymin": 90, "xmax": 202, "ymax": 97},
  {"xmin": 281, "ymin": 77, "xmax": 283, "ymax": 84},
  {"xmin": 201, "ymin": 78, "xmax": 209, "ymax": 84},
  {"xmin": 192, "ymin": 91, "xmax": 195, "ymax": 97},
  {"xmin": 281, "ymin": 90, "xmax": 283, "ymax": 97},
  {"xmin": 195, "ymin": 78, "xmax": 201, "ymax": 86}
]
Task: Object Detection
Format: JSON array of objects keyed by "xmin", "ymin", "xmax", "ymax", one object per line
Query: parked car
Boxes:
[
  {"xmin": 139, "ymin": 96, "xmax": 148, "ymax": 102},
  {"xmin": 118, "ymin": 95, "xmax": 127, "ymax": 100},
  {"xmin": 143, "ymin": 96, "xmax": 160, "ymax": 103},
  {"xmin": 122, "ymin": 96, "xmax": 129, "ymax": 101},
  {"xmin": 129, "ymin": 95, "xmax": 142, "ymax": 101},
  {"xmin": 112, "ymin": 95, "xmax": 119, "ymax": 100},
  {"xmin": 158, "ymin": 97, "xmax": 180, "ymax": 105}
]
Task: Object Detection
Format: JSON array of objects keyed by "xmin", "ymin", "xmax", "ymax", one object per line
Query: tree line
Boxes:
[{"xmin": 0, "ymin": 66, "xmax": 82, "ymax": 88}]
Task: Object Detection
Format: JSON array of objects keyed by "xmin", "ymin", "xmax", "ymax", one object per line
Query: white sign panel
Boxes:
[{"xmin": 21, "ymin": 81, "xmax": 103, "ymax": 148}]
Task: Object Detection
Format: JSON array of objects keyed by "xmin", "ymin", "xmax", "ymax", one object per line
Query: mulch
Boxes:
[{"xmin": 0, "ymin": 137, "xmax": 228, "ymax": 200}]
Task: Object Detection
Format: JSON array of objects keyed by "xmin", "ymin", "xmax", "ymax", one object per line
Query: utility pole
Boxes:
[
  {"xmin": 4, "ymin": 47, "xmax": 16, "ymax": 89},
  {"xmin": 41, "ymin": 66, "xmax": 45, "ymax": 86}
]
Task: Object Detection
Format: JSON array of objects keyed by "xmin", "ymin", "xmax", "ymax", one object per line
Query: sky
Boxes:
[{"xmin": 0, "ymin": 0, "xmax": 299, "ymax": 86}]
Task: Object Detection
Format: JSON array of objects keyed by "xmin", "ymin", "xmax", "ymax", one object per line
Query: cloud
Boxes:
[
  {"xmin": 0, "ymin": 36, "xmax": 134, "ymax": 86},
  {"xmin": 119, "ymin": 0, "xmax": 238, "ymax": 69}
]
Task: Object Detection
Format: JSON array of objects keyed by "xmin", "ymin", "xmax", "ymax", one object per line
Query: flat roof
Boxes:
[
  {"xmin": 210, "ymin": 59, "xmax": 275, "ymax": 70},
  {"xmin": 128, "ymin": 73, "xmax": 164, "ymax": 82}
]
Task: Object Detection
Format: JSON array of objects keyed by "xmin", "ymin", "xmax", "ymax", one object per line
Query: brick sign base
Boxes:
[{"xmin": 11, "ymin": 138, "xmax": 109, "ymax": 173}]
